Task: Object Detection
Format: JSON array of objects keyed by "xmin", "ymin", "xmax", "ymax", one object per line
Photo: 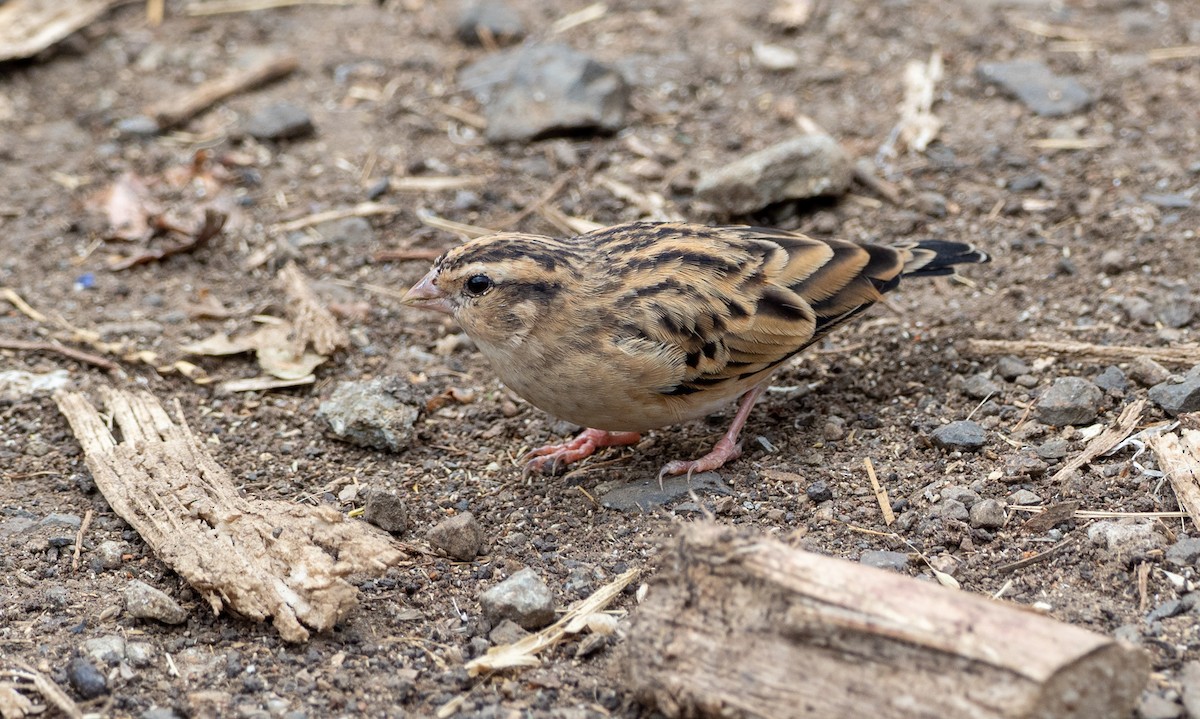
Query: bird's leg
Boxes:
[
  {"xmin": 658, "ymin": 384, "xmax": 767, "ymax": 480},
  {"xmin": 523, "ymin": 428, "xmax": 642, "ymax": 475}
]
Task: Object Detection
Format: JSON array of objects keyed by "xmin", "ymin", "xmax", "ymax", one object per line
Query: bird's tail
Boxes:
[{"xmin": 901, "ymin": 240, "xmax": 990, "ymax": 278}]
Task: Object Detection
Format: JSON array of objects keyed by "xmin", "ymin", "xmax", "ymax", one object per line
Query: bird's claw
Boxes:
[
  {"xmin": 521, "ymin": 429, "xmax": 641, "ymax": 476},
  {"xmin": 656, "ymin": 437, "xmax": 743, "ymax": 487}
]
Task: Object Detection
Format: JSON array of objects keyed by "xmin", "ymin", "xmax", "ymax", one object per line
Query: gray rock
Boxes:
[
  {"xmin": 1149, "ymin": 374, "xmax": 1200, "ymax": 416},
  {"xmin": 95, "ymin": 540, "xmax": 124, "ymax": 570},
  {"xmin": 977, "ymin": 59, "xmax": 1093, "ymax": 116},
  {"xmin": 1157, "ymin": 297, "xmax": 1195, "ymax": 329},
  {"xmin": 930, "ymin": 498, "xmax": 969, "ymax": 523},
  {"xmin": 1146, "ymin": 599, "xmax": 1185, "ymax": 622},
  {"xmin": 1036, "ymin": 377, "xmax": 1103, "ymax": 426},
  {"xmin": 1137, "ymin": 692, "xmax": 1182, "ymax": 719},
  {"xmin": 116, "ymin": 115, "xmax": 161, "ymax": 137},
  {"xmin": 241, "ymin": 102, "xmax": 314, "ymax": 141},
  {"xmin": 930, "ymin": 420, "xmax": 986, "ymax": 451},
  {"xmin": 599, "ymin": 472, "xmax": 733, "ymax": 512},
  {"xmin": 806, "ymin": 480, "xmax": 834, "ymax": 503},
  {"xmin": 1099, "ymin": 249, "xmax": 1129, "ymax": 275},
  {"xmin": 941, "ymin": 486, "xmax": 980, "ymax": 508},
  {"xmin": 480, "ymin": 568, "xmax": 556, "ymax": 630},
  {"xmin": 461, "ymin": 44, "xmax": 629, "ymax": 142},
  {"xmin": 67, "ymin": 657, "xmax": 108, "ymax": 699},
  {"xmin": 362, "ymin": 490, "xmax": 408, "ymax": 534},
  {"xmin": 318, "ymin": 378, "xmax": 422, "ymax": 452},
  {"xmin": 1117, "ymin": 296, "xmax": 1157, "ymax": 326},
  {"xmin": 995, "ymin": 356, "xmax": 1030, "ymax": 381},
  {"xmin": 1087, "ymin": 519, "xmax": 1166, "ymax": 555},
  {"xmin": 1092, "ymin": 366, "xmax": 1128, "ymax": 393},
  {"xmin": 1128, "ymin": 356, "xmax": 1172, "ymax": 387},
  {"xmin": 695, "ymin": 134, "xmax": 852, "ymax": 214},
  {"xmin": 126, "ymin": 641, "xmax": 155, "ymax": 668},
  {"xmin": 1036, "ymin": 438, "xmax": 1070, "ymax": 460},
  {"xmin": 969, "ymin": 499, "xmax": 1007, "ymax": 529},
  {"xmin": 859, "ymin": 550, "xmax": 909, "ymax": 571},
  {"xmin": 1008, "ymin": 489, "xmax": 1042, "ymax": 505},
  {"xmin": 456, "ymin": 0, "xmax": 524, "ymax": 45},
  {"xmin": 1165, "ymin": 537, "xmax": 1200, "ymax": 568},
  {"xmin": 142, "ymin": 708, "xmax": 183, "ymax": 719},
  {"xmin": 961, "ymin": 372, "xmax": 1001, "ymax": 399},
  {"xmin": 82, "ymin": 635, "xmax": 126, "ymax": 665},
  {"xmin": 426, "ymin": 511, "xmax": 484, "ymax": 561},
  {"xmin": 40, "ymin": 513, "xmax": 82, "ymax": 530},
  {"xmin": 1004, "ymin": 452, "xmax": 1048, "ymax": 480},
  {"xmin": 125, "ymin": 580, "xmax": 188, "ymax": 625},
  {"xmin": 488, "ymin": 618, "xmax": 529, "ymax": 645}
]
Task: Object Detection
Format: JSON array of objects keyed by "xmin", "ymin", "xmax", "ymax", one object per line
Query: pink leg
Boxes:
[
  {"xmin": 524, "ymin": 428, "xmax": 642, "ymax": 475},
  {"xmin": 658, "ymin": 384, "xmax": 767, "ymax": 480}
]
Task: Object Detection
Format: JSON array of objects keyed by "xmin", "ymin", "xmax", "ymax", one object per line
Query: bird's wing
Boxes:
[{"xmin": 591, "ymin": 223, "xmax": 914, "ymax": 397}]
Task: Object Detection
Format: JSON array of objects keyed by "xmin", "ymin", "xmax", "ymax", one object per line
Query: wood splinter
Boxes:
[{"xmin": 622, "ymin": 522, "xmax": 1148, "ymax": 719}]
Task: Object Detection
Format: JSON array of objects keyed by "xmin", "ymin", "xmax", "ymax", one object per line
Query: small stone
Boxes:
[
  {"xmin": 1035, "ymin": 377, "xmax": 1102, "ymax": 426},
  {"xmin": 969, "ymin": 499, "xmax": 1007, "ymax": 529},
  {"xmin": 141, "ymin": 708, "xmax": 182, "ymax": 719},
  {"xmin": 125, "ymin": 580, "xmax": 188, "ymax": 624},
  {"xmin": 67, "ymin": 657, "xmax": 108, "ymax": 699},
  {"xmin": 695, "ymin": 134, "xmax": 852, "ymax": 214},
  {"xmin": 1008, "ymin": 489, "xmax": 1042, "ymax": 505},
  {"xmin": 977, "ymin": 59, "xmax": 1093, "ymax": 116},
  {"xmin": 1165, "ymin": 537, "xmax": 1200, "ymax": 568},
  {"xmin": 40, "ymin": 513, "xmax": 82, "ymax": 530},
  {"xmin": 930, "ymin": 498, "xmax": 969, "ymax": 522},
  {"xmin": 961, "ymin": 373, "xmax": 1001, "ymax": 399},
  {"xmin": 1036, "ymin": 438, "xmax": 1070, "ymax": 460},
  {"xmin": 1092, "ymin": 366, "xmax": 1128, "ymax": 393},
  {"xmin": 859, "ymin": 550, "xmax": 909, "ymax": 571},
  {"xmin": 1157, "ymin": 299, "xmax": 1194, "ymax": 329},
  {"xmin": 930, "ymin": 420, "xmax": 986, "ymax": 451},
  {"xmin": 117, "ymin": 115, "xmax": 161, "ymax": 136},
  {"xmin": 95, "ymin": 540, "xmax": 124, "ymax": 570},
  {"xmin": 599, "ymin": 472, "xmax": 733, "ymax": 511},
  {"xmin": 479, "ymin": 568, "xmax": 556, "ymax": 630},
  {"xmin": 995, "ymin": 356, "xmax": 1030, "ymax": 381},
  {"xmin": 752, "ymin": 43, "xmax": 799, "ymax": 71},
  {"xmin": 1180, "ymin": 662, "xmax": 1200, "ymax": 719},
  {"xmin": 1136, "ymin": 692, "xmax": 1182, "ymax": 719},
  {"xmin": 1146, "ymin": 599, "xmax": 1185, "ymax": 622},
  {"xmin": 126, "ymin": 642, "xmax": 155, "ymax": 668},
  {"xmin": 1004, "ymin": 452, "xmax": 1048, "ymax": 480},
  {"xmin": 241, "ymin": 102, "xmax": 314, "ymax": 141},
  {"xmin": 1087, "ymin": 519, "xmax": 1166, "ymax": 555},
  {"xmin": 456, "ymin": 0, "xmax": 524, "ymax": 46},
  {"xmin": 913, "ymin": 191, "xmax": 948, "ymax": 218},
  {"xmin": 362, "ymin": 490, "xmax": 408, "ymax": 534},
  {"xmin": 488, "ymin": 618, "xmax": 529, "ymax": 645},
  {"xmin": 426, "ymin": 511, "xmax": 484, "ymax": 561},
  {"xmin": 82, "ymin": 635, "xmax": 127, "ymax": 665},
  {"xmin": 1143, "ymin": 193, "xmax": 1192, "ymax": 209},
  {"xmin": 1149, "ymin": 373, "xmax": 1200, "ymax": 416},
  {"xmin": 460, "ymin": 44, "xmax": 629, "ymax": 143},
  {"xmin": 318, "ymin": 378, "xmax": 423, "ymax": 452},
  {"xmin": 805, "ymin": 480, "xmax": 833, "ymax": 503},
  {"xmin": 822, "ymin": 418, "xmax": 846, "ymax": 441},
  {"xmin": 1007, "ymin": 173, "xmax": 1044, "ymax": 192},
  {"xmin": 941, "ymin": 486, "xmax": 980, "ymax": 508},
  {"xmin": 1014, "ymin": 374, "xmax": 1039, "ymax": 388},
  {"xmin": 1099, "ymin": 249, "xmax": 1129, "ymax": 274},
  {"xmin": 1128, "ymin": 356, "xmax": 1172, "ymax": 387}
]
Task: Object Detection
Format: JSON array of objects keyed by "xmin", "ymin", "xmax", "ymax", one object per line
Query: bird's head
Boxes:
[{"xmin": 402, "ymin": 232, "xmax": 581, "ymax": 347}]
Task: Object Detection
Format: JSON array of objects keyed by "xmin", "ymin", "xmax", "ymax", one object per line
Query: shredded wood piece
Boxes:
[
  {"xmin": 1149, "ymin": 423, "xmax": 1200, "ymax": 530},
  {"xmin": 278, "ymin": 262, "xmax": 350, "ymax": 356},
  {"xmin": 965, "ymin": 339, "xmax": 1200, "ymax": 367},
  {"xmin": 1050, "ymin": 400, "xmax": 1147, "ymax": 483}
]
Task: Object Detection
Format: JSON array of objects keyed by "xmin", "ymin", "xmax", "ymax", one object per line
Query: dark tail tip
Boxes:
[{"xmin": 905, "ymin": 240, "xmax": 990, "ymax": 277}]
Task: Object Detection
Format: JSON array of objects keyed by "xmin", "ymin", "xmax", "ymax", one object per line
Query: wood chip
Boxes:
[
  {"xmin": 863, "ymin": 457, "xmax": 895, "ymax": 526},
  {"xmin": 271, "ymin": 202, "xmax": 400, "ymax": 234},
  {"xmin": 143, "ymin": 54, "xmax": 299, "ymax": 130},
  {"xmin": 965, "ymin": 339, "xmax": 1200, "ymax": 367},
  {"xmin": 1050, "ymin": 399, "xmax": 1147, "ymax": 483},
  {"xmin": 0, "ymin": 0, "xmax": 122, "ymax": 62},
  {"xmin": 1020, "ymin": 500, "xmax": 1080, "ymax": 534},
  {"xmin": 1148, "ymin": 421, "xmax": 1200, "ymax": 530}
]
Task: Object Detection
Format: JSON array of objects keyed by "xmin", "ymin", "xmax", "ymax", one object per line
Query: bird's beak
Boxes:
[{"xmin": 402, "ymin": 269, "xmax": 453, "ymax": 314}]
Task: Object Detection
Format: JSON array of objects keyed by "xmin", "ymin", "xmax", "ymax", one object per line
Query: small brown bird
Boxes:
[{"xmin": 403, "ymin": 222, "xmax": 987, "ymax": 478}]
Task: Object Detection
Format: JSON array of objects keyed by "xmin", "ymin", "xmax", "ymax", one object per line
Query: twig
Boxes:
[
  {"xmin": 372, "ymin": 248, "xmax": 445, "ymax": 262},
  {"xmin": 1147, "ymin": 46, "xmax": 1200, "ymax": 62},
  {"xmin": 550, "ymin": 2, "xmax": 607, "ymax": 34},
  {"xmin": 0, "ymin": 338, "xmax": 120, "ymax": 371},
  {"xmin": 996, "ymin": 535, "xmax": 1077, "ymax": 574},
  {"xmin": 143, "ymin": 53, "xmax": 299, "ymax": 130},
  {"xmin": 1050, "ymin": 400, "xmax": 1147, "ymax": 483},
  {"xmin": 416, "ymin": 209, "xmax": 494, "ymax": 239},
  {"xmin": 493, "ymin": 172, "xmax": 577, "ymax": 229},
  {"xmin": 109, "ymin": 209, "xmax": 226, "ymax": 270},
  {"xmin": 864, "ymin": 457, "xmax": 894, "ymax": 525},
  {"xmin": 72, "ymin": 509, "xmax": 94, "ymax": 572},
  {"xmin": 2, "ymin": 661, "xmax": 83, "ymax": 719},
  {"xmin": 1031, "ymin": 137, "xmax": 1111, "ymax": 151},
  {"xmin": 965, "ymin": 339, "xmax": 1200, "ymax": 367},
  {"xmin": 1, "ymin": 288, "xmax": 49, "ymax": 323},
  {"xmin": 186, "ymin": 0, "xmax": 366, "ymax": 16},
  {"xmin": 270, "ymin": 202, "xmax": 399, "ymax": 234},
  {"xmin": 389, "ymin": 176, "xmax": 486, "ymax": 192}
]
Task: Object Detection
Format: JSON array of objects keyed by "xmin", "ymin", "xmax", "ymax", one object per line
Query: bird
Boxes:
[{"xmin": 402, "ymin": 221, "xmax": 988, "ymax": 479}]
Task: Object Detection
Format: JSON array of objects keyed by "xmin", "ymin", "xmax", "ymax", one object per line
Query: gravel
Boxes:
[{"xmin": 1035, "ymin": 377, "xmax": 1103, "ymax": 426}]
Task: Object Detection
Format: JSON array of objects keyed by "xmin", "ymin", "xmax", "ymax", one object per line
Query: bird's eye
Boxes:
[{"xmin": 464, "ymin": 274, "xmax": 494, "ymax": 296}]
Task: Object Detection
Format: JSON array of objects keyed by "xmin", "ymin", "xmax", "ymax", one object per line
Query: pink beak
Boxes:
[{"xmin": 402, "ymin": 268, "xmax": 453, "ymax": 314}]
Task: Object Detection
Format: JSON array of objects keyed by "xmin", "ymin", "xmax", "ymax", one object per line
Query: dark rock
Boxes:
[
  {"xmin": 995, "ymin": 355, "xmax": 1030, "ymax": 380},
  {"xmin": 362, "ymin": 490, "xmax": 408, "ymax": 533},
  {"xmin": 1036, "ymin": 438, "xmax": 1070, "ymax": 460},
  {"xmin": 859, "ymin": 550, "xmax": 909, "ymax": 571},
  {"xmin": 930, "ymin": 420, "xmax": 986, "ymax": 451},
  {"xmin": 977, "ymin": 59, "xmax": 1092, "ymax": 116},
  {"xmin": 125, "ymin": 580, "xmax": 188, "ymax": 624},
  {"xmin": 599, "ymin": 472, "xmax": 733, "ymax": 512},
  {"xmin": 1008, "ymin": 489, "xmax": 1042, "ymax": 505},
  {"xmin": 67, "ymin": 656, "xmax": 108, "ymax": 699},
  {"xmin": 961, "ymin": 373, "xmax": 1001, "ymax": 399},
  {"xmin": 1146, "ymin": 599, "xmax": 1185, "ymax": 622},
  {"xmin": 1092, "ymin": 366, "xmax": 1128, "ymax": 393},
  {"xmin": 969, "ymin": 499, "xmax": 1007, "ymax": 529},
  {"xmin": 695, "ymin": 134, "xmax": 852, "ymax": 214},
  {"xmin": 1165, "ymin": 537, "xmax": 1200, "ymax": 568},
  {"xmin": 941, "ymin": 486, "xmax": 980, "ymax": 508},
  {"xmin": 1004, "ymin": 451, "xmax": 1048, "ymax": 480},
  {"xmin": 805, "ymin": 480, "xmax": 833, "ymax": 503},
  {"xmin": 488, "ymin": 618, "xmax": 529, "ymax": 645},
  {"xmin": 426, "ymin": 511, "xmax": 484, "ymax": 561},
  {"xmin": 479, "ymin": 568, "xmax": 556, "ymax": 630},
  {"xmin": 1007, "ymin": 173, "xmax": 1044, "ymax": 191},
  {"xmin": 456, "ymin": 0, "xmax": 524, "ymax": 46},
  {"xmin": 1128, "ymin": 356, "xmax": 1172, "ymax": 387},
  {"xmin": 1035, "ymin": 377, "xmax": 1102, "ymax": 426},
  {"xmin": 1149, "ymin": 373, "xmax": 1200, "ymax": 416},
  {"xmin": 930, "ymin": 498, "xmax": 969, "ymax": 522},
  {"xmin": 318, "ymin": 378, "xmax": 422, "ymax": 452},
  {"xmin": 241, "ymin": 102, "xmax": 314, "ymax": 141},
  {"xmin": 460, "ymin": 44, "xmax": 629, "ymax": 142}
]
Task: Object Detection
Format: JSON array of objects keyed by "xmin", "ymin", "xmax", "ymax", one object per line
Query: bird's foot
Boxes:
[
  {"xmin": 523, "ymin": 428, "xmax": 641, "ymax": 475},
  {"xmin": 657, "ymin": 436, "xmax": 743, "ymax": 483}
]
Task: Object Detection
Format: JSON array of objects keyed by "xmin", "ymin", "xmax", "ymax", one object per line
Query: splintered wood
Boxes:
[
  {"xmin": 1149, "ymin": 417, "xmax": 1200, "ymax": 530},
  {"xmin": 54, "ymin": 388, "xmax": 406, "ymax": 642},
  {"xmin": 965, "ymin": 339, "xmax": 1200, "ymax": 367},
  {"xmin": 622, "ymin": 523, "xmax": 1148, "ymax": 719}
]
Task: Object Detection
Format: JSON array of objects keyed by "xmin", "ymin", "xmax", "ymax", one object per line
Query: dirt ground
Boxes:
[{"xmin": 2, "ymin": 0, "xmax": 1199, "ymax": 717}]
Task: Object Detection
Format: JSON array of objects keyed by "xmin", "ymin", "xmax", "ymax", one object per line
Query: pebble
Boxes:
[
  {"xmin": 317, "ymin": 378, "xmax": 422, "ymax": 452},
  {"xmin": 125, "ymin": 580, "xmax": 188, "ymax": 624},
  {"xmin": 1008, "ymin": 489, "xmax": 1042, "ymax": 505},
  {"xmin": 82, "ymin": 635, "xmax": 127, "ymax": 665},
  {"xmin": 859, "ymin": 550, "xmax": 909, "ymax": 571},
  {"xmin": 995, "ymin": 356, "xmax": 1030, "ymax": 381},
  {"xmin": 599, "ymin": 472, "xmax": 733, "ymax": 512},
  {"xmin": 40, "ymin": 513, "xmax": 82, "ymax": 530},
  {"xmin": 126, "ymin": 641, "xmax": 155, "ymax": 668},
  {"xmin": 695, "ymin": 133, "xmax": 852, "ymax": 214},
  {"xmin": 1146, "ymin": 599, "xmax": 1185, "ymax": 622},
  {"xmin": 969, "ymin": 499, "xmax": 1007, "ymax": 529},
  {"xmin": 479, "ymin": 568, "xmax": 556, "ymax": 630},
  {"xmin": 940, "ymin": 486, "xmax": 980, "ymax": 508},
  {"xmin": 425, "ymin": 511, "xmax": 484, "ymax": 561},
  {"xmin": 116, "ymin": 115, "xmax": 161, "ymax": 137},
  {"xmin": 488, "ymin": 618, "xmax": 529, "ymax": 645},
  {"xmin": 805, "ymin": 480, "xmax": 833, "ymax": 503},
  {"xmin": 67, "ymin": 656, "xmax": 108, "ymax": 699},
  {"xmin": 0, "ymin": 369, "xmax": 71, "ymax": 403},
  {"xmin": 930, "ymin": 420, "xmax": 986, "ymax": 451},
  {"xmin": 1092, "ymin": 366, "xmax": 1128, "ymax": 393},
  {"xmin": 460, "ymin": 43, "xmax": 629, "ymax": 143},
  {"xmin": 455, "ymin": 0, "xmax": 524, "ymax": 46},
  {"xmin": 752, "ymin": 43, "xmax": 799, "ymax": 71},
  {"xmin": 1165, "ymin": 537, "xmax": 1200, "ymax": 568},
  {"xmin": 1035, "ymin": 377, "xmax": 1102, "ymax": 426},
  {"xmin": 1036, "ymin": 438, "xmax": 1069, "ymax": 460},
  {"xmin": 1087, "ymin": 519, "xmax": 1166, "ymax": 555},
  {"xmin": 141, "ymin": 708, "xmax": 183, "ymax": 719},
  {"xmin": 1004, "ymin": 452, "xmax": 1048, "ymax": 480},
  {"xmin": 1128, "ymin": 356, "xmax": 1172, "ymax": 387},
  {"xmin": 1149, "ymin": 371, "xmax": 1200, "ymax": 416},
  {"xmin": 241, "ymin": 102, "xmax": 314, "ymax": 140},
  {"xmin": 362, "ymin": 490, "xmax": 408, "ymax": 534},
  {"xmin": 961, "ymin": 373, "xmax": 1001, "ymax": 399},
  {"xmin": 912, "ymin": 191, "xmax": 948, "ymax": 218},
  {"xmin": 1099, "ymin": 249, "xmax": 1129, "ymax": 274},
  {"xmin": 95, "ymin": 540, "xmax": 124, "ymax": 570},
  {"xmin": 1143, "ymin": 193, "xmax": 1193, "ymax": 209},
  {"xmin": 976, "ymin": 59, "xmax": 1093, "ymax": 116},
  {"xmin": 1137, "ymin": 692, "xmax": 1183, "ymax": 719},
  {"xmin": 930, "ymin": 498, "xmax": 969, "ymax": 522}
]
